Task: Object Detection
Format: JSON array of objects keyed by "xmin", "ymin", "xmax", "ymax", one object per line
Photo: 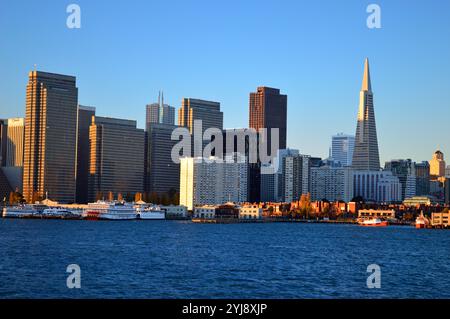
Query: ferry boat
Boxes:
[
  {"xmin": 2, "ymin": 206, "xmax": 36, "ymax": 218},
  {"xmin": 415, "ymin": 212, "xmax": 429, "ymax": 229},
  {"xmin": 136, "ymin": 205, "xmax": 165, "ymax": 220},
  {"xmin": 82, "ymin": 201, "xmax": 110, "ymax": 220},
  {"xmin": 99, "ymin": 203, "xmax": 137, "ymax": 220},
  {"xmin": 358, "ymin": 218, "xmax": 389, "ymax": 227}
]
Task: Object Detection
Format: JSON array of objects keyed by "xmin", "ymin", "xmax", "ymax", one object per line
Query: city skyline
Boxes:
[{"xmin": 1, "ymin": 1, "xmax": 450, "ymax": 164}]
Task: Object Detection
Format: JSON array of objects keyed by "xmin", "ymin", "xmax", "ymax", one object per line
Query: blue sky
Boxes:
[{"xmin": 1, "ymin": 0, "xmax": 449, "ymax": 164}]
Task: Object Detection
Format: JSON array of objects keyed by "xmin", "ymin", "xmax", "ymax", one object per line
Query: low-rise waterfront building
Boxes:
[
  {"xmin": 194, "ymin": 205, "xmax": 216, "ymax": 219},
  {"xmin": 160, "ymin": 205, "xmax": 187, "ymax": 218},
  {"xmin": 431, "ymin": 211, "xmax": 449, "ymax": 228},
  {"xmin": 239, "ymin": 204, "xmax": 262, "ymax": 219},
  {"xmin": 403, "ymin": 195, "xmax": 439, "ymax": 207}
]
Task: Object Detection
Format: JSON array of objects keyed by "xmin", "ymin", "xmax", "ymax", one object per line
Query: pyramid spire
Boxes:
[{"xmin": 361, "ymin": 58, "xmax": 372, "ymax": 91}]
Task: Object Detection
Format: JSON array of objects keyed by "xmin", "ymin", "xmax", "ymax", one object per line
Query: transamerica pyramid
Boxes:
[{"xmin": 351, "ymin": 58, "xmax": 381, "ymax": 171}]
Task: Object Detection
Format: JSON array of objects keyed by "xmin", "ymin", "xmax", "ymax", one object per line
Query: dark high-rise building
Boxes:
[
  {"xmin": 248, "ymin": 87, "xmax": 287, "ymax": 203},
  {"xmin": 0, "ymin": 119, "xmax": 7, "ymax": 167},
  {"xmin": 249, "ymin": 87, "xmax": 287, "ymax": 152},
  {"xmin": 146, "ymin": 91, "xmax": 175, "ymax": 129},
  {"xmin": 145, "ymin": 123, "xmax": 180, "ymax": 197},
  {"xmin": 75, "ymin": 105, "xmax": 96, "ymax": 203},
  {"xmin": 415, "ymin": 161, "xmax": 430, "ymax": 196},
  {"xmin": 352, "ymin": 58, "xmax": 381, "ymax": 171},
  {"xmin": 23, "ymin": 71, "xmax": 78, "ymax": 203},
  {"xmin": 88, "ymin": 116, "xmax": 145, "ymax": 202},
  {"xmin": 384, "ymin": 159, "xmax": 416, "ymax": 200},
  {"xmin": 0, "ymin": 168, "xmax": 13, "ymax": 202}
]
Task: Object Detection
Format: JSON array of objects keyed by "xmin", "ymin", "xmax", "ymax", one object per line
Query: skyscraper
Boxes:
[
  {"xmin": 415, "ymin": 161, "xmax": 430, "ymax": 196},
  {"xmin": 310, "ymin": 166, "xmax": 354, "ymax": 202},
  {"xmin": 178, "ymin": 98, "xmax": 223, "ymax": 134},
  {"xmin": 429, "ymin": 150, "xmax": 446, "ymax": 178},
  {"xmin": 248, "ymin": 87, "xmax": 287, "ymax": 203},
  {"xmin": 23, "ymin": 71, "xmax": 78, "ymax": 203},
  {"xmin": 331, "ymin": 133, "xmax": 355, "ymax": 167},
  {"xmin": 88, "ymin": 116, "xmax": 145, "ymax": 202},
  {"xmin": 145, "ymin": 123, "xmax": 180, "ymax": 197},
  {"xmin": 384, "ymin": 159, "xmax": 416, "ymax": 200},
  {"xmin": 249, "ymin": 86, "xmax": 287, "ymax": 152},
  {"xmin": 146, "ymin": 91, "xmax": 175, "ymax": 129},
  {"xmin": 179, "ymin": 154, "xmax": 247, "ymax": 210},
  {"xmin": 281, "ymin": 153, "xmax": 311, "ymax": 203},
  {"xmin": 5, "ymin": 118, "xmax": 24, "ymax": 167},
  {"xmin": 75, "ymin": 105, "xmax": 96, "ymax": 203},
  {"xmin": 352, "ymin": 59, "xmax": 380, "ymax": 171}
]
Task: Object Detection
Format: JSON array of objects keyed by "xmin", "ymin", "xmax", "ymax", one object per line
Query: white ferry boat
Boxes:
[
  {"xmin": 96, "ymin": 202, "xmax": 137, "ymax": 220},
  {"xmin": 2, "ymin": 206, "xmax": 36, "ymax": 218},
  {"xmin": 136, "ymin": 205, "xmax": 165, "ymax": 220}
]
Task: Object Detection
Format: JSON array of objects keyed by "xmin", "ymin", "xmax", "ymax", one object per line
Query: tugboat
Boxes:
[
  {"xmin": 358, "ymin": 218, "xmax": 389, "ymax": 227},
  {"xmin": 415, "ymin": 211, "xmax": 429, "ymax": 229}
]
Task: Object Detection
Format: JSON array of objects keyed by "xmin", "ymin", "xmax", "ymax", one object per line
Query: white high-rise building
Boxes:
[
  {"xmin": 353, "ymin": 170, "xmax": 402, "ymax": 203},
  {"xmin": 331, "ymin": 133, "xmax": 355, "ymax": 167},
  {"xmin": 310, "ymin": 166, "xmax": 354, "ymax": 202},
  {"xmin": 281, "ymin": 153, "xmax": 311, "ymax": 203},
  {"xmin": 179, "ymin": 154, "xmax": 247, "ymax": 210}
]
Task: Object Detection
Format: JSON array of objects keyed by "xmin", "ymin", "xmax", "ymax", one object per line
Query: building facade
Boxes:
[
  {"xmin": 310, "ymin": 166, "xmax": 354, "ymax": 202},
  {"xmin": 178, "ymin": 98, "xmax": 223, "ymax": 135},
  {"xmin": 23, "ymin": 71, "xmax": 78, "ymax": 203},
  {"xmin": 146, "ymin": 91, "xmax": 175, "ymax": 128},
  {"xmin": 88, "ymin": 116, "xmax": 145, "ymax": 202},
  {"xmin": 331, "ymin": 133, "xmax": 355, "ymax": 167},
  {"xmin": 75, "ymin": 105, "xmax": 95, "ymax": 203},
  {"xmin": 145, "ymin": 123, "xmax": 180, "ymax": 196},
  {"xmin": 430, "ymin": 150, "xmax": 446, "ymax": 178},
  {"xmin": 179, "ymin": 154, "xmax": 248, "ymax": 210},
  {"xmin": 352, "ymin": 59, "xmax": 380, "ymax": 171},
  {"xmin": 384, "ymin": 159, "xmax": 416, "ymax": 200},
  {"xmin": 415, "ymin": 161, "xmax": 430, "ymax": 196},
  {"xmin": 5, "ymin": 118, "xmax": 24, "ymax": 167},
  {"xmin": 249, "ymin": 86, "xmax": 287, "ymax": 152},
  {"xmin": 281, "ymin": 154, "xmax": 310, "ymax": 203},
  {"xmin": 353, "ymin": 170, "xmax": 402, "ymax": 203}
]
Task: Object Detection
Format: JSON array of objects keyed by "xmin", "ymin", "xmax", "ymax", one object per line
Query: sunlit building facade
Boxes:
[
  {"xmin": 88, "ymin": 116, "xmax": 145, "ymax": 202},
  {"xmin": 23, "ymin": 71, "xmax": 78, "ymax": 203}
]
